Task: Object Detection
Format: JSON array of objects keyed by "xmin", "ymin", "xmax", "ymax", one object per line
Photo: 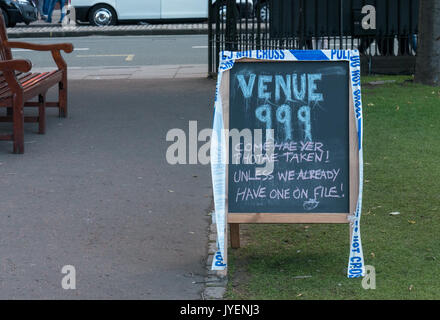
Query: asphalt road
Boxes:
[
  {"xmin": 10, "ymin": 34, "xmax": 208, "ymax": 69},
  {"xmin": 0, "ymin": 78, "xmax": 215, "ymax": 299}
]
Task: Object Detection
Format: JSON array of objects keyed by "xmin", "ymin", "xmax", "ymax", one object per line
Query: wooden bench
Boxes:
[{"xmin": 0, "ymin": 15, "xmax": 73, "ymax": 153}]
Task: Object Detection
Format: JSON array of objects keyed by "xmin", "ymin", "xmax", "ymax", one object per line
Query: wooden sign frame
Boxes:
[{"xmin": 219, "ymin": 58, "xmax": 360, "ymax": 252}]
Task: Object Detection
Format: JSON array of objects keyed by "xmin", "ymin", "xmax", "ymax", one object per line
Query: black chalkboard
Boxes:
[{"xmin": 228, "ymin": 61, "xmax": 350, "ymax": 214}]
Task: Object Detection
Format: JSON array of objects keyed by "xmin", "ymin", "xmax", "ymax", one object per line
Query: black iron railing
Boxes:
[{"xmin": 208, "ymin": 0, "xmax": 419, "ymax": 75}]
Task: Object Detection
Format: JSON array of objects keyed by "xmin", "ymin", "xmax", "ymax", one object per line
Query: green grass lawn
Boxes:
[{"xmin": 225, "ymin": 75, "xmax": 440, "ymax": 300}]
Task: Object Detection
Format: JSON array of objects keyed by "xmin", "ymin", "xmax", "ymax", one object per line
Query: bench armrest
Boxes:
[
  {"xmin": 5, "ymin": 41, "xmax": 72, "ymax": 71},
  {"xmin": 5, "ymin": 41, "xmax": 74, "ymax": 53},
  {"xmin": 0, "ymin": 59, "xmax": 32, "ymax": 73}
]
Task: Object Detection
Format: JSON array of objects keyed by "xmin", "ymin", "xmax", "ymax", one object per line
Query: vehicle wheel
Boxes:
[
  {"xmin": 216, "ymin": 1, "xmax": 239, "ymax": 23},
  {"xmin": 88, "ymin": 4, "xmax": 117, "ymax": 26},
  {"xmin": 258, "ymin": 3, "xmax": 269, "ymax": 22},
  {"xmin": 1, "ymin": 9, "xmax": 8, "ymax": 28},
  {"xmin": 218, "ymin": 4, "xmax": 227, "ymax": 22}
]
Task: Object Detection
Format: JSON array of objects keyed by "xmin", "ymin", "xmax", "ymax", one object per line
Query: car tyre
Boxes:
[
  {"xmin": 258, "ymin": 3, "xmax": 269, "ymax": 22},
  {"xmin": 215, "ymin": 0, "xmax": 240, "ymax": 23},
  {"xmin": 88, "ymin": 4, "xmax": 117, "ymax": 26},
  {"xmin": 219, "ymin": 4, "xmax": 227, "ymax": 22}
]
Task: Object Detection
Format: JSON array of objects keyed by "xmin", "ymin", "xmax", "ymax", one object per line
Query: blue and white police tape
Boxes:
[{"xmin": 211, "ymin": 70, "xmax": 227, "ymax": 270}]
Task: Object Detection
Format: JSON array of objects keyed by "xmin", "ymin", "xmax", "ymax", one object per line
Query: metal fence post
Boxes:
[
  {"xmin": 225, "ymin": 0, "xmax": 238, "ymax": 51},
  {"xmin": 208, "ymin": 0, "xmax": 213, "ymax": 75}
]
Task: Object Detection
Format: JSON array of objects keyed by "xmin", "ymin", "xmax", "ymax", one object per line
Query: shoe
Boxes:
[{"xmin": 41, "ymin": 15, "xmax": 47, "ymax": 20}]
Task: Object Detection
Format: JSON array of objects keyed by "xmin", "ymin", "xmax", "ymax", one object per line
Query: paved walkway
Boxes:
[
  {"xmin": 32, "ymin": 64, "xmax": 208, "ymax": 80},
  {"xmin": 0, "ymin": 77, "xmax": 216, "ymax": 299}
]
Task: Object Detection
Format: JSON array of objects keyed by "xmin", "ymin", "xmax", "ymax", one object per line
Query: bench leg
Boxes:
[
  {"xmin": 12, "ymin": 97, "xmax": 24, "ymax": 154},
  {"xmin": 59, "ymin": 79, "xmax": 67, "ymax": 118},
  {"xmin": 38, "ymin": 94, "xmax": 46, "ymax": 134}
]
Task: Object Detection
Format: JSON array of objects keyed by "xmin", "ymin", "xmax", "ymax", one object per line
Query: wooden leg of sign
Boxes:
[{"xmin": 229, "ymin": 223, "xmax": 240, "ymax": 248}]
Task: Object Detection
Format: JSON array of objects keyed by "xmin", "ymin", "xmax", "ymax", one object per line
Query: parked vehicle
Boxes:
[
  {"xmin": 72, "ymin": 0, "xmax": 210, "ymax": 26},
  {"xmin": 0, "ymin": 0, "xmax": 38, "ymax": 27},
  {"xmin": 214, "ymin": 0, "xmax": 253, "ymax": 22}
]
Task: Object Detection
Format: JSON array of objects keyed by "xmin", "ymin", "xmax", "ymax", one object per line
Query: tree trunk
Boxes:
[{"xmin": 415, "ymin": 0, "xmax": 440, "ymax": 86}]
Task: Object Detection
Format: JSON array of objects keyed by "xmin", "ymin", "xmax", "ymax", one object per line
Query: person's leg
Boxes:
[
  {"xmin": 43, "ymin": 0, "xmax": 50, "ymax": 15},
  {"xmin": 37, "ymin": 0, "xmax": 46, "ymax": 19},
  {"xmin": 58, "ymin": 0, "xmax": 65, "ymax": 23},
  {"xmin": 412, "ymin": 34, "xmax": 418, "ymax": 53},
  {"xmin": 46, "ymin": 0, "xmax": 55, "ymax": 22}
]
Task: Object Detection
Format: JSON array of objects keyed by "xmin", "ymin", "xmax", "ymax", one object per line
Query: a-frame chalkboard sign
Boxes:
[{"xmin": 211, "ymin": 50, "xmax": 365, "ymax": 278}]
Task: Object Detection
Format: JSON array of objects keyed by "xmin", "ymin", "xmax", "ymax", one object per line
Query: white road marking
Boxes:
[
  {"xmin": 12, "ymin": 47, "xmax": 90, "ymax": 52},
  {"xmin": 77, "ymin": 54, "xmax": 135, "ymax": 62},
  {"xmin": 192, "ymin": 46, "xmax": 208, "ymax": 49}
]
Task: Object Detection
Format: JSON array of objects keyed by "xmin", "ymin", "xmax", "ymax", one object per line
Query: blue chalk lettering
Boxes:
[
  {"xmin": 292, "ymin": 74, "xmax": 306, "ymax": 101},
  {"xmin": 297, "ymin": 106, "xmax": 312, "ymax": 141},
  {"xmin": 308, "ymin": 74, "xmax": 323, "ymax": 103},
  {"xmin": 258, "ymin": 75, "xmax": 273, "ymax": 100},
  {"xmin": 275, "ymin": 75, "xmax": 291, "ymax": 102},
  {"xmin": 276, "ymin": 104, "xmax": 292, "ymax": 141},
  {"xmin": 237, "ymin": 74, "xmax": 256, "ymax": 99},
  {"xmin": 256, "ymin": 104, "xmax": 272, "ymax": 132}
]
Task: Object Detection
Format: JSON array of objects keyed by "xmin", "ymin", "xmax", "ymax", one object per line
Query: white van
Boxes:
[{"xmin": 71, "ymin": 0, "xmax": 253, "ymax": 26}]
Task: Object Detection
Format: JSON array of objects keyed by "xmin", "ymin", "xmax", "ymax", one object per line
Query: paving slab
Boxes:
[{"xmin": 31, "ymin": 64, "xmax": 209, "ymax": 80}]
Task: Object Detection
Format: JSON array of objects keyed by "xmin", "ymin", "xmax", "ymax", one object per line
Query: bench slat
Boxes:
[
  {"xmin": 0, "ymin": 72, "xmax": 36, "ymax": 97},
  {"xmin": 0, "ymin": 71, "xmax": 61, "ymax": 100},
  {"xmin": 24, "ymin": 71, "xmax": 63, "ymax": 101},
  {"xmin": 0, "ymin": 72, "xmax": 32, "ymax": 91}
]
